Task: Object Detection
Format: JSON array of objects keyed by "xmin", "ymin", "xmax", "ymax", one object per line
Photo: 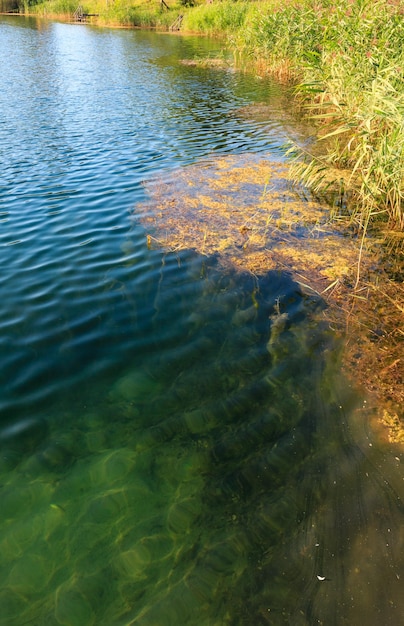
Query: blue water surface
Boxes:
[{"xmin": 0, "ymin": 16, "xmax": 289, "ymax": 417}]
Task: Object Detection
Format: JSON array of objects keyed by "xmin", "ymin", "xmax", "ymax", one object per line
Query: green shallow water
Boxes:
[{"xmin": 1, "ymin": 249, "xmax": 403, "ymax": 625}]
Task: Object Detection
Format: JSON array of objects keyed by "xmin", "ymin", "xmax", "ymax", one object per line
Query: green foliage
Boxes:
[
  {"xmin": 233, "ymin": 0, "xmax": 404, "ymax": 234},
  {"xmin": 31, "ymin": 0, "xmax": 181, "ymax": 27},
  {"xmin": 298, "ymin": 0, "xmax": 404, "ymax": 232},
  {"xmin": 30, "ymin": 0, "xmax": 77, "ymax": 14},
  {"xmin": 182, "ymin": 0, "xmax": 249, "ymax": 35}
]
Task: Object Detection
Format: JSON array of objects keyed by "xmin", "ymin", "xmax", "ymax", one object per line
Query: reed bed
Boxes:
[{"xmin": 229, "ymin": 0, "xmax": 404, "ymax": 239}]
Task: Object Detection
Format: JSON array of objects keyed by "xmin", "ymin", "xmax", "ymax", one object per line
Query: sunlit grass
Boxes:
[
  {"xmin": 293, "ymin": 0, "xmax": 404, "ymax": 234},
  {"xmin": 181, "ymin": 0, "xmax": 249, "ymax": 35},
  {"xmin": 30, "ymin": 0, "xmax": 77, "ymax": 17},
  {"xmin": 232, "ymin": 0, "xmax": 404, "ymax": 238},
  {"xmin": 31, "ymin": 0, "xmax": 183, "ymax": 28}
]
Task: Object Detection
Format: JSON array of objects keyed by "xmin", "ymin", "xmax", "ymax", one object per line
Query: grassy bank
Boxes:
[{"xmin": 28, "ymin": 0, "xmax": 183, "ymax": 29}]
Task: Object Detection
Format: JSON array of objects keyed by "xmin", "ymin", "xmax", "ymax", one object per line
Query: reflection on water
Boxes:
[{"xmin": 0, "ymin": 15, "xmax": 404, "ymax": 626}]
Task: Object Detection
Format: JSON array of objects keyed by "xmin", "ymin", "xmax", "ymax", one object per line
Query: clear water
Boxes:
[{"xmin": 0, "ymin": 16, "xmax": 404, "ymax": 626}]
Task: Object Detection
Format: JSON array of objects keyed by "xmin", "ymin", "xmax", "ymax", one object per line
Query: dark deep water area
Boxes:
[{"xmin": 1, "ymin": 15, "xmax": 404, "ymax": 625}]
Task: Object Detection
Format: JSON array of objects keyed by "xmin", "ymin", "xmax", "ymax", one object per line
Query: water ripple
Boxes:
[{"xmin": 3, "ymin": 18, "xmax": 400, "ymax": 626}]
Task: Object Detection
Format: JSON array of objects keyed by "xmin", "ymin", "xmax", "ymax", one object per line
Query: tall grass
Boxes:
[
  {"xmin": 100, "ymin": 0, "xmax": 179, "ymax": 28},
  {"xmin": 30, "ymin": 0, "xmax": 77, "ymax": 17},
  {"xmin": 233, "ymin": 0, "xmax": 404, "ymax": 237},
  {"xmin": 181, "ymin": 1, "xmax": 249, "ymax": 36},
  {"xmin": 31, "ymin": 0, "xmax": 182, "ymax": 28}
]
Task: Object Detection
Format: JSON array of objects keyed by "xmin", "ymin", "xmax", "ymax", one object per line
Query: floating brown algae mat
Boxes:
[
  {"xmin": 140, "ymin": 155, "xmax": 358, "ymax": 281},
  {"xmin": 138, "ymin": 153, "xmax": 403, "ymax": 438}
]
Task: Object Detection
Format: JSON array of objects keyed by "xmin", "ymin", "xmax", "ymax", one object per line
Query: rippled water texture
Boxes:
[{"xmin": 1, "ymin": 16, "xmax": 404, "ymax": 626}]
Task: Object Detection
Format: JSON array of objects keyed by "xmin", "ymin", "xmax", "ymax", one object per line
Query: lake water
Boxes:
[{"xmin": 1, "ymin": 15, "xmax": 404, "ymax": 626}]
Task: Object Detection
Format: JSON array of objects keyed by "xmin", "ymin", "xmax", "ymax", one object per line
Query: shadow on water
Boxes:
[{"xmin": 1, "ymin": 247, "xmax": 403, "ymax": 625}]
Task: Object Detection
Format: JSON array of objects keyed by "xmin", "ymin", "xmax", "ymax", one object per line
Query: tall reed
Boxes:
[{"xmin": 233, "ymin": 0, "xmax": 404, "ymax": 235}]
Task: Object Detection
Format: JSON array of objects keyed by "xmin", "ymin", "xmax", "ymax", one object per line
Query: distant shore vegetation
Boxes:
[{"xmin": 13, "ymin": 0, "xmax": 404, "ymax": 250}]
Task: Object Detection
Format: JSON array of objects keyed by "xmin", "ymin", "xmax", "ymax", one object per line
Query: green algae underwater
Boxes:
[{"xmin": 1, "ymin": 245, "xmax": 404, "ymax": 626}]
